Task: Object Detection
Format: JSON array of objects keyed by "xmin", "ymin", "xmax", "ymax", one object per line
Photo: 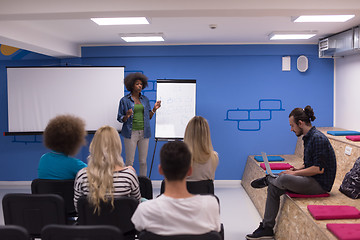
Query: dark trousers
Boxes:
[{"xmin": 263, "ymin": 174, "xmax": 326, "ymax": 228}]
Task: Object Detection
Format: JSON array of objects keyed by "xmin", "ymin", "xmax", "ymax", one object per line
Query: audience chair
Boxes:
[
  {"xmin": 0, "ymin": 225, "xmax": 30, "ymax": 240},
  {"xmin": 160, "ymin": 179, "xmax": 214, "ymax": 195},
  {"xmin": 31, "ymin": 178, "xmax": 77, "ymax": 218},
  {"xmin": 41, "ymin": 224, "xmax": 124, "ymax": 240},
  {"xmin": 138, "ymin": 176, "xmax": 153, "ymax": 199},
  {"xmin": 138, "ymin": 230, "xmax": 222, "ymax": 240},
  {"xmin": 77, "ymin": 195, "xmax": 139, "ymax": 240},
  {"xmin": 2, "ymin": 193, "xmax": 67, "ymax": 239}
]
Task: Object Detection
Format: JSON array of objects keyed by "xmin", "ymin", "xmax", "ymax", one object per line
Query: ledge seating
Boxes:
[{"xmin": 242, "ymin": 127, "xmax": 360, "ymax": 240}]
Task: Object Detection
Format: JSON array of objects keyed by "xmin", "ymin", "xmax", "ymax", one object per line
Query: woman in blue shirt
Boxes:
[
  {"xmin": 117, "ymin": 73, "xmax": 161, "ymax": 176},
  {"xmin": 38, "ymin": 115, "xmax": 87, "ymax": 180}
]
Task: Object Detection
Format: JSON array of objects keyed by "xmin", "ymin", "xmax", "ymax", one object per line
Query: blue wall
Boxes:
[{"xmin": 0, "ymin": 44, "xmax": 334, "ymax": 181}]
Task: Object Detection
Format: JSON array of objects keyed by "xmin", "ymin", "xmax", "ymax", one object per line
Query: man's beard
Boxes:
[{"xmin": 295, "ymin": 128, "xmax": 303, "ymax": 137}]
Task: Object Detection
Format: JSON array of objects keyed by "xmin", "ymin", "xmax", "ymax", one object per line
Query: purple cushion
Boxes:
[
  {"xmin": 346, "ymin": 135, "xmax": 360, "ymax": 141},
  {"xmin": 308, "ymin": 205, "xmax": 360, "ymax": 220},
  {"xmin": 260, "ymin": 163, "xmax": 293, "ymax": 170},
  {"xmin": 327, "ymin": 224, "xmax": 360, "ymax": 240},
  {"xmin": 286, "ymin": 192, "xmax": 330, "ymax": 198}
]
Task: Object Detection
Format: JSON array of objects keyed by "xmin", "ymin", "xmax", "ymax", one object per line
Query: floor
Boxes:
[{"xmin": 0, "ymin": 180, "xmax": 262, "ymax": 240}]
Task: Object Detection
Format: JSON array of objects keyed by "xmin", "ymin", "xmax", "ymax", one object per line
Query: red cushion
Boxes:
[
  {"xmin": 346, "ymin": 135, "xmax": 360, "ymax": 141},
  {"xmin": 327, "ymin": 224, "xmax": 360, "ymax": 240},
  {"xmin": 260, "ymin": 163, "xmax": 293, "ymax": 170},
  {"xmin": 286, "ymin": 192, "xmax": 330, "ymax": 198},
  {"xmin": 308, "ymin": 205, "xmax": 360, "ymax": 220}
]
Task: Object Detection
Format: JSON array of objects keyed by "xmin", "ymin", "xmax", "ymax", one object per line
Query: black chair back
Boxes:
[
  {"xmin": 77, "ymin": 196, "xmax": 139, "ymax": 239},
  {"xmin": 41, "ymin": 224, "xmax": 124, "ymax": 240},
  {"xmin": 160, "ymin": 180, "xmax": 214, "ymax": 195},
  {"xmin": 31, "ymin": 178, "xmax": 76, "ymax": 217},
  {"xmin": 138, "ymin": 176, "xmax": 153, "ymax": 199},
  {"xmin": 187, "ymin": 180, "xmax": 215, "ymax": 194},
  {"xmin": 0, "ymin": 225, "xmax": 30, "ymax": 240},
  {"xmin": 2, "ymin": 193, "xmax": 67, "ymax": 238},
  {"xmin": 138, "ymin": 230, "xmax": 222, "ymax": 240}
]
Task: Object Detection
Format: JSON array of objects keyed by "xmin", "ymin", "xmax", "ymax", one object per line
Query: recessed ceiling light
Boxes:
[
  {"xmin": 121, "ymin": 35, "xmax": 164, "ymax": 42},
  {"xmin": 91, "ymin": 17, "xmax": 149, "ymax": 25},
  {"xmin": 269, "ymin": 32, "xmax": 316, "ymax": 40},
  {"xmin": 293, "ymin": 15, "xmax": 355, "ymax": 23},
  {"xmin": 120, "ymin": 33, "xmax": 164, "ymax": 42}
]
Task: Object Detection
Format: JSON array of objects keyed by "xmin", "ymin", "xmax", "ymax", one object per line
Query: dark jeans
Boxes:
[{"xmin": 262, "ymin": 174, "xmax": 326, "ymax": 228}]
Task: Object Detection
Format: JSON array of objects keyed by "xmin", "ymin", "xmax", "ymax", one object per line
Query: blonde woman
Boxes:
[
  {"xmin": 74, "ymin": 125, "xmax": 141, "ymax": 212},
  {"xmin": 184, "ymin": 116, "xmax": 219, "ymax": 181}
]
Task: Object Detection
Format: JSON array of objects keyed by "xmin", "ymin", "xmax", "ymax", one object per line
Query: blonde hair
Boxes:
[
  {"xmin": 184, "ymin": 116, "xmax": 218, "ymax": 165},
  {"xmin": 86, "ymin": 125, "xmax": 124, "ymax": 213}
]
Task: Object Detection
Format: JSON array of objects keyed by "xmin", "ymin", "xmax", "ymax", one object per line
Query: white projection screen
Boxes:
[
  {"xmin": 7, "ymin": 67, "xmax": 124, "ymax": 134},
  {"xmin": 155, "ymin": 79, "xmax": 196, "ymax": 140}
]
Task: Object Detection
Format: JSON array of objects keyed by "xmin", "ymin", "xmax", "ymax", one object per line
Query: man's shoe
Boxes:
[
  {"xmin": 251, "ymin": 176, "xmax": 269, "ymax": 188},
  {"xmin": 246, "ymin": 223, "xmax": 274, "ymax": 239}
]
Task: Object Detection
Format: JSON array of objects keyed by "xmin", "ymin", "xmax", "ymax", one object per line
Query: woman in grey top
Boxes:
[{"xmin": 184, "ymin": 116, "xmax": 219, "ymax": 181}]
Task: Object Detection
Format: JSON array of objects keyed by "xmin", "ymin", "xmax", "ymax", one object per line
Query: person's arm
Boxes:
[
  {"xmin": 291, "ymin": 164, "xmax": 305, "ymax": 171},
  {"xmin": 117, "ymin": 96, "xmax": 133, "ymax": 123},
  {"xmin": 280, "ymin": 165, "xmax": 324, "ymax": 176},
  {"xmin": 131, "ymin": 204, "xmax": 146, "ymax": 231},
  {"xmin": 149, "ymin": 100, "xmax": 161, "ymax": 119},
  {"xmin": 73, "ymin": 168, "xmax": 86, "ymax": 212},
  {"xmin": 128, "ymin": 168, "xmax": 141, "ymax": 201}
]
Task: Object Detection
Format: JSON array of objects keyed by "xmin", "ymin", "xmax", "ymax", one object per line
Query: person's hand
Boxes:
[
  {"xmin": 126, "ymin": 109, "xmax": 133, "ymax": 117},
  {"xmin": 154, "ymin": 100, "xmax": 161, "ymax": 111}
]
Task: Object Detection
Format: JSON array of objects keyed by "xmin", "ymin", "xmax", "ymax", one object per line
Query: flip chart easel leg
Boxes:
[{"xmin": 148, "ymin": 138, "xmax": 158, "ymax": 178}]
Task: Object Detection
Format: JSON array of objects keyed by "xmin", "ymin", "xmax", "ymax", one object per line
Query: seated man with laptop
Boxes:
[
  {"xmin": 131, "ymin": 141, "xmax": 221, "ymax": 235},
  {"xmin": 246, "ymin": 105, "xmax": 337, "ymax": 240}
]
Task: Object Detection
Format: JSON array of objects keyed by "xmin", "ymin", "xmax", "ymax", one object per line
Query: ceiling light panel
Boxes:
[
  {"xmin": 121, "ymin": 36, "xmax": 165, "ymax": 42},
  {"xmin": 269, "ymin": 32, "xmax": 316, "ymax": 40},
  {"xmin": 91, "ymin": 17, "xmax": 149, "ymax": 25},
  {"xmin": 293, "ymin": 15, "xmax": 355, "ymax": 23}
]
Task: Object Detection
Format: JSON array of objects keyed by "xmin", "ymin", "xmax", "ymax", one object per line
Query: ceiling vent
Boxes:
[{"xmin": 319, "ymin": 27, "xmax": 360, "ymax": 58}]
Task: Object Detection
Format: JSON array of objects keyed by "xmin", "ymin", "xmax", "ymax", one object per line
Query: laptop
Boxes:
[{"xmin": 261, "ymin": 152, "xmax": 277, "ymax": 177}]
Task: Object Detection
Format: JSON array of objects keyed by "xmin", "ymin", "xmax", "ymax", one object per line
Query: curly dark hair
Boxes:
[
  {"xmin": 289, "ymin": 105, "xmax": 316, "ymax": 125},
  {"xmin": 44, "ymin": 115, "xmax": 87, "ymax": 156},
  {"xmin": 124, "ymin": 72, "xmax": 148, "ymax": 92}
]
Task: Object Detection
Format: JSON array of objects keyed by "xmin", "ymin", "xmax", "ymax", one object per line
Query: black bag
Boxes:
[{"xmin": 339, "ymin": 157, "xmax": 360, "ymax": 199}]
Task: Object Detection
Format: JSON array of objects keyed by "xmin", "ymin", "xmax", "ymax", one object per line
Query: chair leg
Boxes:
[{"xmin": 220, "ymin": 223, "xmax": 224, "ymax": 240}]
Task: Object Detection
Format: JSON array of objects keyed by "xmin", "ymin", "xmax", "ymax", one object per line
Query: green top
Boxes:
[{"xmin": 132, "ymin": 103, "xmax": 144, "ymax": 130}]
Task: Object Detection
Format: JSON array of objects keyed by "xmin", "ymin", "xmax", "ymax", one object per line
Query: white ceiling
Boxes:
[{"xmin": 1, "ymin": 0, "xmax": 360, "ymax": 58}]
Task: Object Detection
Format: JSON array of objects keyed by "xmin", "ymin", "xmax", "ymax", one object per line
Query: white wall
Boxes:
[{"xmin": 334, "ymin": 54, "xmax": 360, "ymax": 131}]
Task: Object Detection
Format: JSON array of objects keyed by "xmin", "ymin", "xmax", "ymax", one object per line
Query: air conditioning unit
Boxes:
[{"xmin": 319, "ymin": 27, "xmax": 360, "ymax": 58}]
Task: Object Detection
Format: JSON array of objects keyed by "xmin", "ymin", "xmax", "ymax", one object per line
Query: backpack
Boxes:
[{"xmin": 339, "ymin": 157, "xmax": 360, "ymax": 199}]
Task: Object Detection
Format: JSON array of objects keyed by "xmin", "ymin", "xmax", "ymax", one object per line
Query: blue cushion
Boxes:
[
  {"xmin": 254, "ymin": 156, "xmax": 285, "ymax": 162},
  {"xmin": 266, "ymin": 169, "xmax": 284, "ymax": 175},
  {"xmin": 327, "ymin": 131, "xmax": 360, "ymax": 136}
]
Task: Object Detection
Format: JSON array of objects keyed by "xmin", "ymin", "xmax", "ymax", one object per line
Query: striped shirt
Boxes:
[{"xmin": 74, "ymin": 167, "xmax": 141, "ymax": 211}]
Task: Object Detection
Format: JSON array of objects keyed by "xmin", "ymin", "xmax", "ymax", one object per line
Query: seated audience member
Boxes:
[
  {"xmin": 184, "ymin": 116, "xmax": 219, "ymax": 181},
  {"xmin": 74, "ymin": 125, "xmax": 141, "ymax": 212},
  {"xmin": 131, "ymin": 141, "xmax": 221, "ymax": 235},
  {"xmin": 38, "ymin": 115, "xmax": 87, "ymax": 180},
  {"xmin": 246, "ymin": 106, "xmax": 336, "ymax": 239}
]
